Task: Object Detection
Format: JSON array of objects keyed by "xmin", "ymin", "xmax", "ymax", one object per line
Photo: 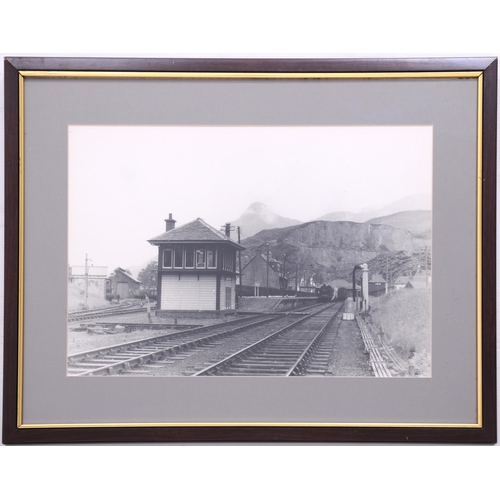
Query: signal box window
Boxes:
[
  {"xmin": 196, "ymin": 248, "xmax": 206, "ymax": 268},
  {"xmin": 174, "ymin": 246, "xmax": 183, "ymax": 268},
  {"xmin": 207, "ymin": 247, "xmax": 217, "ymax": 268},
  {"xmin": 185, "ymin": 245, "xmax": 195, "ymax": 268},
  {"xmin": 163, "ymin": 247, "xmax": 173, "ymax": 268}
]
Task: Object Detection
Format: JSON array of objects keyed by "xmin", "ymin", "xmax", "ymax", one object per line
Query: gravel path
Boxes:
[{"xmin": 328, "ymin": 319, "xmax": 372, "ymax": 377}]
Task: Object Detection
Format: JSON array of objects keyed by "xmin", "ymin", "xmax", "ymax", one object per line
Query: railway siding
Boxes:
[
  {"xmin": 356, "ymin": 315, "xmax": 409, "ymax": 377},
  {"xmin": 68, "ymin": 301, "xmax": 155, "ymax": 322}
]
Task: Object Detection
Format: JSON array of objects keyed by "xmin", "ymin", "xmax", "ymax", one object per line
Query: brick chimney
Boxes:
[
  {"xmin": 165, "ymin": 213, "xmax": 176, "ymax": 231},
  {"xmin": 224, "ymin": 223, "xmax": 231, "ymax": 237}
]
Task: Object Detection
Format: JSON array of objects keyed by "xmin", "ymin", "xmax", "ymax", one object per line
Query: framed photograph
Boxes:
[{"xmin": 3, "ymin": 56, "xmax": 497, "ymax": 444}]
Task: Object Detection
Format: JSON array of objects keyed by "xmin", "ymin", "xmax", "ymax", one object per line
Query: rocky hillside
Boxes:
[{"xmin": 241, "ymin": 220, "xmax": 428, "ymax": 285}]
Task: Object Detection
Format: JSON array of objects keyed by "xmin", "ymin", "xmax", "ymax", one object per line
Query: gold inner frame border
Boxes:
[{"xmin": 16, "ymin": 69, "xmax": 485, "ymax": 429}]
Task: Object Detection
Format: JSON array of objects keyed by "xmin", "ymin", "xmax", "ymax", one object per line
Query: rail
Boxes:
[
  {"xmin": 68, "ymin": 314, "xmax": 280, "ymax": 375},
  {"xmin": 193, "ymin": 303, "xmax": 337, "ymax": 376},
  {"xmin": 356, "ymin": 315, "xmax": 410, "ymax": 377},
  {"xmin": 68, "ymin": 301, "xmax": 156, "ymax": 322},
  {"xmin": 287, "ymin": 304, "xmax": 342, "ymax": 376}
]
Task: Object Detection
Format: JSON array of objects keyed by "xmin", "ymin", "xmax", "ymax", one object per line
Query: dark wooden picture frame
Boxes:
[{"xmin": 3, "ymin": 56, "xmax": 497, "ymax": 444}]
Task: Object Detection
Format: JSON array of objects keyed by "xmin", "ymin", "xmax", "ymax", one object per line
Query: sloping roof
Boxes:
[
  {"xmin": 113, "ymin": 267, "xmax": 141, "ymax": 283},
  {"xmin": 148, "ymin": 218, "xmax": 244, "ymax": 249},
  {"xmin": 369, "ymin": 273, "xmax": 386, "ymax": 283},
  {"xmin": 241, "ymin": 254, "xmax": 280, "ymax": 273}
]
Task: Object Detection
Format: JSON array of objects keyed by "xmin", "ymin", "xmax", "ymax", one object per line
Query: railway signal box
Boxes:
[{"xmin": 148, "ymin": 214, "xmax": 244, "ymax": 315}]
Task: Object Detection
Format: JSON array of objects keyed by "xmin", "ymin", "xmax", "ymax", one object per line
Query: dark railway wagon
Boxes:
[{"xmin": 318, "ymin": 284, "xmax": 334, "ymax": 302}]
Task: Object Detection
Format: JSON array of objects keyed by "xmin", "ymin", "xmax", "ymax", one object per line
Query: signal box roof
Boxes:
[{"xmin": 148, "ymin": 218, "xmax": 244, "ymax": 250}]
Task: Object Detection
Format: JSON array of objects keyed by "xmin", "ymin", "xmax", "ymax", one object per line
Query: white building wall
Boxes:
[{"xmin": 161, "ymin": 274, "xmax": 217, "ymax": 310}]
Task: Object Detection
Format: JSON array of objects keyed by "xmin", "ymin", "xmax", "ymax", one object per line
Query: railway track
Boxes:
[
  {"xmin": 68, "ymin": 296, "xmax": 318, "ymax": 324},
  {"xmin": 356, "ymin": 315, "xmax": 409, "ymax": 377},
  {"xmin": 67, "ymin": 302, "xmax": 335, "ymax": 376},
  {"xmin": 193, "ymin": 302, "xmax": 343, "ymax": 376},
  {"xmin": 68, "ymin": 301, "xmax": 155, "ymax": 323},
  {"xmin": 68, "ymin": 313, "xmax": 291, "ymax": 376}
]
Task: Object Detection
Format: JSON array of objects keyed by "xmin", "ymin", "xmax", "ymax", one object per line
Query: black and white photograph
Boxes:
[{"xmin": 67, "ymin": 124, "xmax": 432, "ymax": 378}]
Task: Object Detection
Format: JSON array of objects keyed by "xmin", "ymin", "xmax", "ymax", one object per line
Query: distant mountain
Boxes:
[
  {"xmin": 372, "ymin": 193, "xmax": 432, "ymax": 218},
  {"xmin": 316, "ymin": 193, "xmax": 432, "ymax": 224},
  {"xmin": 231, "ymin": 202, "xmax": 303, "ymax": 238},
  {"xmin": 366, "ymin": 210, "xmax": 431, "ymax": 239}
]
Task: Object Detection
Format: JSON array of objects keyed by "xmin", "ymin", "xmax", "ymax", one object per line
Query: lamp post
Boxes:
[{"xmin": 352, "ymin": 264, "xmax": 361, "ymax": 309}]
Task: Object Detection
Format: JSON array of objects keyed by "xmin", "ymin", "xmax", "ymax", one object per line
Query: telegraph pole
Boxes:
[
  {"xmin": 282, "ymin": 254, "xmax": 287, "ymax": 297},
  {"xmin": 237, "ymin": 226, "xmax": 242, "ymax": 283},
  {"xmin": 266, "ymin": 244, "xmax": 270, "ymax": 297},
  {"xmin": 84, "ymin": 253, "xmax": 92, "ymax": 310},
  {"xmin": 385, "ymin": 254, "xmax": 389, "ymax": 293}
]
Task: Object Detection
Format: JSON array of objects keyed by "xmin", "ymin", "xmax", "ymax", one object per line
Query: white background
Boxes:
[
  {"xmin": 0, "ymin": 1, "xmax": 498, "ymax": 499},
  {"xmin": 69, "ymin": 125, "xmax": 432, "ymax": 271}
]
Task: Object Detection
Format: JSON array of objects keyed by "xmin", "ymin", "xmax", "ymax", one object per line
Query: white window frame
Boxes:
[
  {"xmin": 207, "ymin": 246, "xmax": 217, "ymax": 269},
  {"xmin": 196, "ymin": 247, "xmax": 206, "ymax": 268},
  {"xmin": 163, "ymin": 246, "xmax": 173, "ymax": 268}
]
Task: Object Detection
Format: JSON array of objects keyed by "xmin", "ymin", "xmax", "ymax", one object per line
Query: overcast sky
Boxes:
[{"xmin": 68, "ymin": 125, "xmax": 432, "ymax": 273}]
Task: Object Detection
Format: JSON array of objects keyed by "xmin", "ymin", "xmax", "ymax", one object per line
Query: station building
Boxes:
[
  {"xmin": 241, "ymin": 253, "xmax": 288, "ymax": 296},
  {"xmin": 368, "ymin": 273, "xmax": 387, "ymax": 295},
  {"xmin": 148, "ymin": 214, "xmax": 244, "ymax": 314},
  {"xmin": 108, "ymin": 267, "xmax": 141, "ymax": 299}
]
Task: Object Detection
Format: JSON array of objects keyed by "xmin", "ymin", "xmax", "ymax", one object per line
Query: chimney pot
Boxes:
[{"xmin": 165, "ymin": 214, "xmax": 176, "ymax": 231}]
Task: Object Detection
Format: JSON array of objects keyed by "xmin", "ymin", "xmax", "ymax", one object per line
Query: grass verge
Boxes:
[{"xmin": 369, "ymin": 289, "xmax": 431, "ymax": 376}]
